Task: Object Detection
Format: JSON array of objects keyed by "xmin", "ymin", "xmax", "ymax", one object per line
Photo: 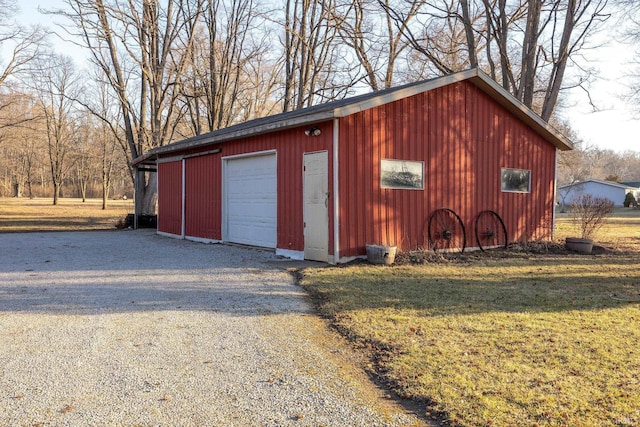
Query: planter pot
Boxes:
[
  {"xmin": 565, "ymin": 237, "xmax": 593, "ymax": 253},
  {"xmin": 366, "ymin": 245, "xmax": 397, "ymax": 265}
]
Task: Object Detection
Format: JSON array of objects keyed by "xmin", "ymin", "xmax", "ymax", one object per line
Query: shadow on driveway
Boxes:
[{"xmin": 0, "ymin": 230, "xmax": 317, "ymax": 316}]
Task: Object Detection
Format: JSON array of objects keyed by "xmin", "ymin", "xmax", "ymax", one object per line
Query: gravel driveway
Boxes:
[{"xmin": 0, "ymin": 230, "xmax": 425, "ymax": 426}]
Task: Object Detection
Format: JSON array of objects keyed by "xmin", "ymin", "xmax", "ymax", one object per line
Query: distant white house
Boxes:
[
  {"xmin": 558, "ymin": 179, "xmax": 639, "ymax": 207},
  {"xmin": 621, "ymin": 182, "xmax": 640, "ymax": 200}
]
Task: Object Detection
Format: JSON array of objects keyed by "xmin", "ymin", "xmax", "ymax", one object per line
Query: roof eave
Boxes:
[
  {"xmin": 558, "ymin": 179, "xmax": 634, "ymax": 190},
  {"xmin": 146, "ymin": 68, "xmax": 573, "ymax": 159},
  {"xmin": 131, "ymin": 152, "xmax": 157, "ymax": 168},
  {"xmin": 149, "ymin": 110, "xmax": 336, "ymax": 156}
]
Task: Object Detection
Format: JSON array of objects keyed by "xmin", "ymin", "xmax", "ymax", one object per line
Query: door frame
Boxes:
[{"xmin": 303, "ymin": 150, "xmax": 329, "ymax": 262}]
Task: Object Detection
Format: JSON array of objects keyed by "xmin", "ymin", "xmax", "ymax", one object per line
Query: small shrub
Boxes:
[
  {"xmin": 570, "ymin": 194, "xmax": 614, "ymax": 240},
  {"xmin": 623, "ymin": 192, "xmax": 636, "ymax": 208}
]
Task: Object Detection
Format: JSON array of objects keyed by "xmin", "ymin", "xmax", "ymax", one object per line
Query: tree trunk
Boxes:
[
  {"xmin": 135, "ymin": 171, "xmax": 157, "ymax": 215},
  {"xmin": 101, "ymin": 148, "xmax": 111, "ymax": 211},
  {"xmin": 518, "ymin": 0, "xmax": 543, "ymax": 107},
  {"xmin": 12, "ymin": 181, "xmax": 21, "ymax": 197},
  {"xmin": 102, "ymin": 176, "xmax": 110, "ymax": 210},
  {"xmin": 460, "ymin": 0, "xmax": 478, "ymax": 68},
  {"xmin": 541, "ymin": 0, "xmax": 575, "ymax": 122},
  {"xmin": 53, "ymin": 181, "xmax": 59, "ymax": 205}
]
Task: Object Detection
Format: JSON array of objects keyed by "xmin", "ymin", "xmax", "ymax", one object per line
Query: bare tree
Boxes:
[
  {"xmin": 97, "ymin": 119, "xmax": 121, "ymax": 209},
  {"xmin": 539, "ymin": 0, "xmax": 609, "ymax": 120},
  {"xmin": 381, "ymin": 1, "xmax": 462, "ymax": 75},
  {"xmin": 31, "ymin": 54, "xmax": 79, "ymax": 205},
  {"xmin": 204, "ymin": 0, "xmax": 262, "ymax": 130},
  {"xmin": 0, "ymin": 2, "xmax": 49, "ymax": 197},
  {"xmin": 384, "ymin": 0, "xmax": 610, "ymax": 121},
  {"xmin": 0, "ymin": 1, "xmax": 47, "ymax": 134},
  {"xmin": 53, "ymin": 0, "xmax": 204, "ymax": 214},
  {"xmin": 82, "ymin": 75, "xmax": 126, "ymax": 209},
  {"xmin": 283, "ymin": 0, "xmax": 349, "ymax": 111},
  {"xmin": 234, "ymin": 51, "xmax": 282, "ymax": 121},
  {"xmin": 0, "ymin": 92, "xmax": 46, "ymax": 198},
  {"xmin": 0, "ymin": 1, "xmax": 47, "ymax": 89},
  {"xmin": 330, "ymin": 0, "xmax": 417, "ymax": 90},
  {"xmin": 0, "ymin": 88, "xmax": 41, "ymax": 140},
  {"xmin": 69, "ymin": 113, "xmax": 97, "ymax": 202},
  {"xmin": 615, "ymin": 0, "xmax": 640, "ymax": 110},
  {"xmin": 178, "ymin": 0, "xmax": 278, "ymax": 135}
]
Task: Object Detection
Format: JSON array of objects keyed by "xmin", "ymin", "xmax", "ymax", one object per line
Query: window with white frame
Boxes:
[
  {"xmin": 381, "ymin": 159, "xmax": 424, "ymax": 190},
  {"xmin": 501, "ymin": 168, "xmax": 531, "ymax": 193}
]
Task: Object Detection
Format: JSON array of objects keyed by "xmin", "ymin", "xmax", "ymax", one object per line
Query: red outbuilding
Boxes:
[{"xmin": 134, "ymin": 69, "xmax": 573, "ymax": 263}]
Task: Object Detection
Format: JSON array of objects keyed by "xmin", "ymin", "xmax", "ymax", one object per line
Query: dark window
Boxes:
[{"xmin": 501, "ymin": 168, "xmax": 531, "ymax": 193}]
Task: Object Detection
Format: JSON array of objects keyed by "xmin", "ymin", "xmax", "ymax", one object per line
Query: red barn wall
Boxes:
[
  {"xmin": 156, "ymin": 123, "xmax": 334, "ymax": 253},
  {"xmin": 157, "ymin": 160, "xmax": 183, "ymax": 236},
  {"xmin": 185, "ymin": 154, "xmax": 218, "ymax": 239},
  {"xmin": 337, "ymin": 80, "xmax": 556, "ymax": 258}
]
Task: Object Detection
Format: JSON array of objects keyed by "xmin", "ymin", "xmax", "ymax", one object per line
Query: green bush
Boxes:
[{"xmin": 624, "ymin": 192, "xmax": 637, "ymax": 208}]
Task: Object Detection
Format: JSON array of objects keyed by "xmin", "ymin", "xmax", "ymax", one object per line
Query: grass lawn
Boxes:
[
  {"xmin": 301, "ymin": 209, "xmax": 640, "ymax": 426},
  {"xmin": 0, "ymin": 197, "xmax": 133, "ymax": 232}
]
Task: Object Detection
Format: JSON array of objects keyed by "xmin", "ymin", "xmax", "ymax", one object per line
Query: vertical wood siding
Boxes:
[
  {"xmin": 185, "ymin": 154, "xmax": 218, "ymax": 239},
  {"xmin": 157, "ymin": 161, "xmax": 183, "ymax": 236},
  {"xmin": 158, "ymin": 123, "xmax": 333, "ymax": 253},
  {"xmin": 338, "ymin": 80, "xmax": 556, "ymax": 258},
  {"xmin": 157, "ymin": 79, "xmax": 557, "ymax": 261}
]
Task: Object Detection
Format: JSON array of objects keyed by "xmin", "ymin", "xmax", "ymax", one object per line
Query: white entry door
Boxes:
[
  {"xmin": 224, "ymin": 153, "xmax": 277, "ymax": 248},
  {"xmin": 303, "ymin": 151, "xmax": 329, "ymax": 262}
]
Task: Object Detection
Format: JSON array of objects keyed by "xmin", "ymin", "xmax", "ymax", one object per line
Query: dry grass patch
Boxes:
[
  {"xmin": 0, "ymin": 197, "xmax": 133, "ymax": 232},
  {"xmin": 555, "ymin": 207, "xmax": 640, "ymax": 251},
  {"xmin": 301, "ymin": 212, "xmax": 640, "ymax": 426}
]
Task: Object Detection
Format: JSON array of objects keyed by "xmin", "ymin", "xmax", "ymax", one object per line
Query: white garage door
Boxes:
[{"xmin": 224, "ymin": 153, "xmax": 277, "ymax": 248}]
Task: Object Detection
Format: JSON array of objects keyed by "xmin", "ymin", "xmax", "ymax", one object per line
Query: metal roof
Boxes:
[
  {"xmin": 621, "ymin": 181, "xmax": 640, "ymax": 188},
  {"xmin": 133, "ymin": 68, "xmax": 573, "ymax": 166},
  {"xmin": 558, "ymin": 178, "xmax": 638, "ymax": 190}
]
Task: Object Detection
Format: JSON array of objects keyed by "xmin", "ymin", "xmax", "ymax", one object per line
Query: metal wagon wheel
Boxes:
[
  {"xmin": 428, "ymin": 208, "xmax": 466, "ymax": 253},
  {"xmin": 474, "ymin": 210, "xmax": 508, "ymax": 251}
]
